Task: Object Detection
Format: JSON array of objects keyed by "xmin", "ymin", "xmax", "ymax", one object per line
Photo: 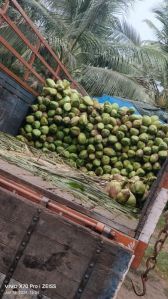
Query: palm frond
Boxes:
[
  {"xmin": 80, "ymin": 66, "xmax": 153, "ymax": 103},
  {"xmin": 144, "ymin": 19, "xmax": 163, "ymax": 41},
  {"xmin": 18, "ymin": 0, "xmax": 67, "ymax": 37},
  {"xmin": 111, "ymin": 19, "xmax": 142, "ymax": 46}
]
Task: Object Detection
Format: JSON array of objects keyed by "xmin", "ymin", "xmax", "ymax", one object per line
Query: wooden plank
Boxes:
[
  {"xmin": 0, "ymin": 187, "xmax": 35, "ymax": 226},
  {"xmin": 0, "ymin": 187, "xmax": 130, "ymax": 264},
  {"xmin": 0, "ymin": 238, "xmax": 130, "ymax": 299},
  {"xmin": 0, "ymin": 272, "xmax": 51, "ymax": 299},
  {"xmin": 0, "ymin": 186, "xmax": 133, "ymax": 299}
]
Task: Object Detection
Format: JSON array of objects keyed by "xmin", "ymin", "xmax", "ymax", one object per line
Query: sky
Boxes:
[{"xmin": 128, "ymin": 0, "xmax": 162, "ymax": 41}]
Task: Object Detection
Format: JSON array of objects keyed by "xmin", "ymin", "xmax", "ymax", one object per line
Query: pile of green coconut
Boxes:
[{"xmin": 17, "ymin": 78, "xmax": 168, "ymax": 208}]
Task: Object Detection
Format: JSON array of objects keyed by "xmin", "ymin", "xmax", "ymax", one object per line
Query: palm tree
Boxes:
[
  {"xmin": 145, "ymin": 0, "xmax": 168, "ymax": 107},
  {"xmin": 145, "ymin": 1, "xmax": 168, "ymax": 52},
  {"xmin": 0, "ymin": 0, "xmax": 167, "ymax": 103}
]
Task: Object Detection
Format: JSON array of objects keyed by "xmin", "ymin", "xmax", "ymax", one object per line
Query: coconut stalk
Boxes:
[{"xmin": 0, "ymin": 132, "xmax": 137, "ymax": 217}]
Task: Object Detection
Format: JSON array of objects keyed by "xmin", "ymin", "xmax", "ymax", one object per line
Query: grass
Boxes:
[
  {"xmin": 144, "ymin": 216, "xmax": 168, "ymax": 281},
  {"xmin": 145, "ymin": 247, "xmax": 168, "ymax": 280},
  {"xmin": 157, "ymin": 216, "xmax": 167, "ymax": 230}
]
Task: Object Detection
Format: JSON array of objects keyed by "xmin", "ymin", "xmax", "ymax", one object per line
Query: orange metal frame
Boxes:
[
  {"xmin": 0, "ymin": 0, "xmax": 85, "ymax": 95},
  {"xmin": 0, "ymin": 0, "xmax": 146, "ymax": 268},
  {"xmin": 3, "ymin": 0, "xmax": 167, "ymax": 269},
  {"xmin": 0, "ymin": 173, "xmax": 147, "ymax": 268}
]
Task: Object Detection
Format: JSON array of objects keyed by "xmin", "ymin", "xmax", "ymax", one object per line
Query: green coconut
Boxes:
[
  {"xmin": 150, "ymin": 154, "xmax": 159, "ymax": 163},
  {"xmin": 131, "ymin": 181, "xmax": 146, "ymax": 195},
  {"xmin": 121, "ymin": 138, "xmax": 131, "ymax": 146},
  {"xmin": 127, "ymin": 193, "xmax": 136, "ymax": 207},
  {"xmin": 142, "ymin": 116, "xmax": 152, "ymax": 126},
  {"xmin": 158, "ymin": 150, "xmax": 167, "ymax": 160},
  {"xmin": 26, "ymin": 115, "xmax": 35, "ymax": 124},
  {"xmin": 108, "ymin": 135, "xmax": 118, "ymax": 144},
  {"xmin": 139, "ymin": 133, "xmax": 148, "ymax": 143},
  {"xmin": 32, "ymin": 129, "xmax": 41, "ymax": 137},
  {"xmin": 148, "ymin": 125, "xmax": 157, "ymax": 135},
  {"xmin": 116, "ymin": 189, "xmax": 130, "ymax": 204},
  {"xmin": 102, "ymin": 155, "xmax": 110, "ymax": 165}
]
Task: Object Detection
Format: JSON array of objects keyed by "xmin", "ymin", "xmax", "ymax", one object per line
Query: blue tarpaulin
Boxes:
[{"xmin": 96, "ymin": 95, "xmax": 141, "ymax": 115}]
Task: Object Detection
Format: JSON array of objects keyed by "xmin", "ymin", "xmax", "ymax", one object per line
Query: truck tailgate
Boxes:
[{"xmin": 0, "ymin": 184, "xmax": 133, "ymax": 299}]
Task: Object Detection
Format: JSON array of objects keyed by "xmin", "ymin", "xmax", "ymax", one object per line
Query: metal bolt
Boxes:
[
  {"xmin": 100, "ymin": 240, "xmax": 104, "ymax": 245},
  {"xmin": 85, "ymin": 274, "xmax": 89, "ymax": 279},
  {"xmin": 89, "ymin": 263, "xmax": 94, "ymax": 268},
  {"xmin": 78, "ymin": 288, "xmax": 82, "ymax": 293},
  {"xmin": 27, "ymin": 231, "xmax": 31, "ymax": 235},
  {"xmin": 22, "ymin": 241, "xmax": 26, "ymax": 247},
  {"xmin": 96, "ymin": 249, "xmax": 101, "ymax": 254},
  {"xmin": 10, "ymin": 267, "xmax": 14, "ymax": 272}
]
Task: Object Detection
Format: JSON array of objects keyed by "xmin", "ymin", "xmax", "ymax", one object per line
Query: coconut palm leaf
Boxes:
[
  {"xmin": 1, "ymin": 0, "xmax": 168, "ymax": 103},
  {"xmin": 80, "ymin": 66, "xmax": 153, "ymax": 102},
  {"xmin": 145, "ymin": 0, "xmax": 168, "ymax": 92},
  {"xmin": 144, "ymin": 19, "xmax": 163, "ymax": 42},
  {"xmin": 18, "ymin": 0, "xmax": 67, "ymax": 37},
  {"xmin": 111, "ymin": 19, "xmax": 142, "ymax": 46}
]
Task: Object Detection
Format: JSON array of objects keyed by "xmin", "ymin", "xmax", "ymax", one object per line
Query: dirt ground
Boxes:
[
  {"xmin": 117, "ymin": 216, "xmax": 168, "ymax": 299},
  {"xmin": 117, "ymin": 268, "xmax": 168, "ymax": 299}
]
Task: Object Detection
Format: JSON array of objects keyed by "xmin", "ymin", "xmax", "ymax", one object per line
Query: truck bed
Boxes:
[{"xmin": 0, "ymin": 132, "xmax": 138, "ymax": 237}]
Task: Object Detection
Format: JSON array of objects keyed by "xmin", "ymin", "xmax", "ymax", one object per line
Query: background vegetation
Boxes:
[{"xmin": 0, "ymin": 0, "xmax": 168, "ymax": 105}]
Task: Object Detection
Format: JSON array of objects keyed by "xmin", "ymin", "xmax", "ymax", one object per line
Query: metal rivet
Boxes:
[
  {"xmin": 16, "ymin": 256, "xmax": 19, "ymax": 260},
  {"xmin": 22, "ymin": 242, "xmax": 26, "ymax": 246},
  {"xmin": 96, "ymin": 249, "xmax": 101, "ymax": 254},
  {"xmin": 85, "ymin": 274, "xmax": 89, "ymax": 279},
  {"xmin": 27, "ymin": 231, "xmax": 31, "ymax": 235},
  {"xmin": 33, "ymin": 217, "xmax": 38, "ymax": 221},
  {"xmin": 78, "ymin": 288, "xmax": 82, "ymax": 293},
  {"xmin": 89, "ymin": 263, "xmax": 94, "ymax": 268},
  {"xmin": 100, "ymin": 240, "xmax": 104, "ymax": 245}
]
